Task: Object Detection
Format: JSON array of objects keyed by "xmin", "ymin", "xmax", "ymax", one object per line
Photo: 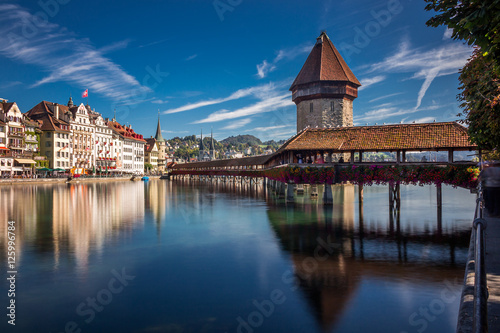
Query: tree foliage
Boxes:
[
  {"xmin": 425, "ymin": 0, "xmax": 500, "ymax": 71},
  {"xmin": 425, "ymin": 0, "xmax": 500, "ymax": 150},
  {"xmin": 458, "ymin": 49, "xmax": 500, "ymax": 149}
]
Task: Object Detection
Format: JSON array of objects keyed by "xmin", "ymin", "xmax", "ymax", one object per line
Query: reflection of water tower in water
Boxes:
[{"xmin": 267, "ymin": 196, "xmax": 358, "ymax": 332}]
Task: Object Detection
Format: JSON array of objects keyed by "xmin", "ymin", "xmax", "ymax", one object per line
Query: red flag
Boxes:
[{"xmin": 82, "ymin": 89, "xmax": 88, "ymax": 98}]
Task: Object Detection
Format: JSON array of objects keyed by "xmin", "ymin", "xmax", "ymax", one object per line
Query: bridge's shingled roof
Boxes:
[
  {"xmin": 173, "ymin": 154, "xmax": 273, "ymax": 169},
  {"xmin": 277, "ymin": 122, "xmax": 477, "ymax": 152}
]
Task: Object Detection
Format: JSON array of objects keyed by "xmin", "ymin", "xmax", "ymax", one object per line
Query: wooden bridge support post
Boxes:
[
  {"xmin": 436, "ymin": 183, "xmax": 443, "ymax": 235},
  {"xmin": 286, "ymin": 183, "xmax": 295, "ymax": 203},
  {"xmin": 278, "ymin": 182, "xmax": 285, "ymax": 199},
  {"xmin": 389, "ymin": 183, "xmax": 401, "ymax": 210},
  {"xmin": 323, "ymin": 184, "xmax": 333, "ymax": 205},
  {"xmin": 436, "ymin": 183, "xmax": 442, "ymax": 208},
  {"xmin": 358, "ymin": 184, "xmax": 364, "ymax": 203}
]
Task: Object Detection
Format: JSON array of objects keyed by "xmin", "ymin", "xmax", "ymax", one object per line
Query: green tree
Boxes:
[
  {"xmin": 458, "ymin": 49, "xmax": 500, "ymax": 150},
  {"xmin": 426, "ymin": 0, "xmax": 500, "ymax": 150},
  {"xmin": 425, "ymin": 0, "xmax": 500, "ymax": 72}
]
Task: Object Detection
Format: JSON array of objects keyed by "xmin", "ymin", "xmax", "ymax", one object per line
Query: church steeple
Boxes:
[
  {"xmin": 199, "ymin": 129, "xmax": 204, "ymax": 150},
  {"xmin": 198, "ymin": 129, "xmax": 205, "ymax": 161},
  {"xmin": 67, "ymin": 96, "xmax": 74, "ymax": 107},
  {"xmin": 210, "ymin": 129, "xmax": 215, "ymax": 159},
  {"xmin": 154, "ymin": 113, "xmax": 165, "ymax": 142}
]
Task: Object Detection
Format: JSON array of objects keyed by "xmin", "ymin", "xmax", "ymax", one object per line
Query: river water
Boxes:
[{"xmin": 0, "ymin": 180, "xmax": 475, "ymax": 333}]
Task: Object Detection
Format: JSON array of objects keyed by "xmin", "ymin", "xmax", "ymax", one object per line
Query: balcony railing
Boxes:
[
  {"xmin": 9, "ymin": 143, "xmax": 25, "ymax": 149},
  {"xmin": 8, "ymin": 131, "xmax": 24, "ymax": 138}
]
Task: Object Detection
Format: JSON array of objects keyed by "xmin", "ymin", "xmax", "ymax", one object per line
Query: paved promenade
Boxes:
[
  {"xmin": 457, "ymin": 212, "xmax": 500, "ymax": 332},
  {"xmin": 485, "ymin": 213, "xmax": 500, "ymax": 331}
]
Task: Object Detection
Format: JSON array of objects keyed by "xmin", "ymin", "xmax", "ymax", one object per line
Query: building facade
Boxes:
[
  {"xmin": 0, "ymin": 101, "xmax": 40, "ymax": 175},
  {"xmin": 107, "ymin": 120, "xmax": 145, "ymax": 174},
  {"xmin": 26, "ymin": 99, "xmax": 145, "ymax": 174},
  {"xmin": 144, "ymin": 138, "xmax": 159, "ymax": 172}
]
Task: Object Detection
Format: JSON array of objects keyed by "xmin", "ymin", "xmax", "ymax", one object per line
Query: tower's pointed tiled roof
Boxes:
[
  {"xmin": 154, "ymin": 115, "xmax": 164, "ymax": 142},
  {"xmin": 290, "ymin": 32, "xmax": 361, "ymax": 90}
]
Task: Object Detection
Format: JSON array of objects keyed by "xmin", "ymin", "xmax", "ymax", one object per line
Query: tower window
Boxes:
[{"xmin": 310, "ymin": 103, "xmax": 313, "ymax": 113}]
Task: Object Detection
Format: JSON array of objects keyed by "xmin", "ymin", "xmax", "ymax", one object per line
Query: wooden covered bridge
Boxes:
[
  {"xmin": 171, "ymin": 121, "xmax": 479, "ymax": 205},
  {"xmin": 172, "ymin": 121, "xmax": 477, "ymax": 173}
]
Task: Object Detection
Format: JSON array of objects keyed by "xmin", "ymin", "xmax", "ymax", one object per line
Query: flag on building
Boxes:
[{"xmin": 82, "ymin": 89, "xmax": 88, "ymax": 98}]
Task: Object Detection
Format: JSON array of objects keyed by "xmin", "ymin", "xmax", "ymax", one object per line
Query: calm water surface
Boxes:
[{"xmin": 0, "ymin": 180, "xmax": 475, "ymax": 333}]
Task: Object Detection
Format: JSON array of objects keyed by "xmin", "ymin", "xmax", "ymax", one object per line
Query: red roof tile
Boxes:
[
  {"xmin": 25, "ymin": 101, "xmax": 70, "ymax": 132},
  {"xmin": 107, "ymin": 120, "xmax": 146, "ymax": 142}
]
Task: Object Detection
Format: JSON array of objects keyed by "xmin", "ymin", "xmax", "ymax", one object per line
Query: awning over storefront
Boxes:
[
  {"xmin": 15, "ymin": 158, "xmax": 36, "ymax": 164},
  {"xmin": 0, "ymin": 147, "xmax": 9, "ymax": 150}
]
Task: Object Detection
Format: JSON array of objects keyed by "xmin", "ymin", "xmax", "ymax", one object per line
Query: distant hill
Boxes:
[
  {"xmin": 220, "ymin": 134, "xmax": 262, "ymax": 147},
  {"xmin": 262, "ymin": 139, "xmax": 287, "ymax": 149}
]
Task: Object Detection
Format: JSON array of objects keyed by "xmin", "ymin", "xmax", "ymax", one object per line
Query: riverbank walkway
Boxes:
[
  {"xmin": 458, "ymin": 210, "xmax": 500, "ymax": 333},
  {"xmin": 486, "ymin": 214, "xmax": 500, "ymax": 331}
]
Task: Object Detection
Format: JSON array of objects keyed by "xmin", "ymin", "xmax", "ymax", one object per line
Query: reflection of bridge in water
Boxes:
[{"xmin": 173, "ymin": 177, "xmax": 470, "ymax": 332}]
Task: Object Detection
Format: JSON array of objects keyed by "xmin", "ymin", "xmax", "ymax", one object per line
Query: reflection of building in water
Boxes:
[
  {"xmin": 266, "ymin": 186, "xmax": 470, "ymax": 332},
  {"xmin": 0, "ymin": 185, "xmax": 41, "ymax": 265},
  {"xmin": 0, "ymin": 182, "xmax": 145, "ymax": 274},
  {"xmin": 144, "ymin": 180, "xmax": 168, "ymax": 234}
]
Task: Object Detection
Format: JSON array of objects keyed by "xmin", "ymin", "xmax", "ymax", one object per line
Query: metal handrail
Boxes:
[{"xmin": 472, "ymin": 181, "xmax": 488, "ymax": 332}]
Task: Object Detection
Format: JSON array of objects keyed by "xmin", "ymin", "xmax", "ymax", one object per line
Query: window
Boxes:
[
  {"xmin": 45, "ymin": 142, "xmax": 51, "ymax": 147},
  {"xmin": 46, "ymin": 132, "xmax": 50, "ymax": 138},
  {"xmin": 310, "ymin": 103, "xmax": 313, "ymax": 113},
  {"xmin": 57, "ymin": 152, "xmax": 60, "ymax": 157}
]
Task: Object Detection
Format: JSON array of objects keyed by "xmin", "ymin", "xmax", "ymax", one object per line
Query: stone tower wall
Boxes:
[{"xmin": 296, "ymin": 98, "xmax": 353, "ymax": 132}]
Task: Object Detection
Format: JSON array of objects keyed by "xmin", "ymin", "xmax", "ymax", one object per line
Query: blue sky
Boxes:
[{"xmin": 0, "ymin": 0, "xmax": 472, "ymax": 141}]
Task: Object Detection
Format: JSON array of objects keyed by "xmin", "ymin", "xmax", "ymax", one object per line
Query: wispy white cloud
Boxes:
[
  {"xmin": 98, "ymin": 39, "xmax": 132, "ymax": 54},
  {"xmin": 185, "ymin": 54, "xmax": 197, "ymax": 61},
  {"xmin": 359, "ymin": 75, "xmax": 386, "ymax": 91},
  {"xmin": 0, "ymin": 80, "xmax": 22, "ymax": 89},
  {"xmin": 443, "ymin": 28, "xmax": 453, "ymax": 40},
  {"xmin": 163, "ymin": 81, "xmax": 288, "ymax": 114},
  {"xmin": 355, "ymin": 103, "xmax": 445, "ymax": 124},
  {"xmin": 251, "ymin": 124, "xmax": 291, "ymax": 131},
  {"xmin": 368, "ymin": 92, "xmax": 404, "ymax": 103},
  {"xmin": 138, "ymin": 38, "xmax": 171, "ymax": 49},
  {"xmin": 256, "ymin": 60, "xmax": 276, "ymax": 79},
  {"xmin": 221, "ymin": 118, "xmax": 252, "ymax": 130},
  {"xmin": 0, "ymin": 4, "xmax": 151, "ymax": 101},
  {"xmin": 151, "ymin": 99, "xmax": 169, "ymax": 104},
  {"xmin": 364, "ymin": 38, "xmax": 472, "ymax": 109},
  {"xmin": 162, "ymin": 129, "xmax": 188, "ymax": 134},
  {"xmin": 193, "ymin": 94, "xmax": 293, "ymax": 124},
  {"xmin": 256, "ymin": 43, "xmax": 312, "ymax": 78},
  {"xmin": 259, "ymin": 128, "xmax": 296, "ymax": 140},
  {"xmin": 412, "ymin": 116, "xmax": 436, "ymax": 123}
]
